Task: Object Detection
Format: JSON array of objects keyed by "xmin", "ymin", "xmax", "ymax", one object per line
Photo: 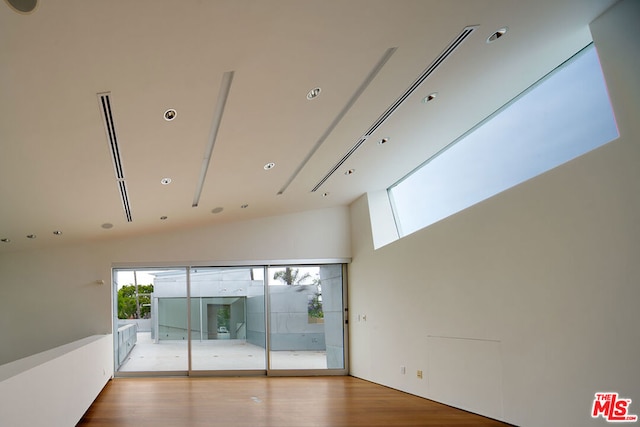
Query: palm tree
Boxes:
[
  {"xmin": 273, "ymin": 267, "xmax": 311, "ymax": 285},
  {"xmin": 273, "ymin": 267, "xmax": 323, "ymax": 318}
]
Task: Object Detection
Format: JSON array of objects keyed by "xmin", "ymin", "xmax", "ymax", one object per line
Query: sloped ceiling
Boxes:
[{"xmin": 0, "ymin": 0, "xmax": 616, "ymax": 251}]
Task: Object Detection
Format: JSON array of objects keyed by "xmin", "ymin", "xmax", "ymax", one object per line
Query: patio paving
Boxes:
[{"xmin": 118, "ymin": 333, "xmax": 328, "ymax": 372}]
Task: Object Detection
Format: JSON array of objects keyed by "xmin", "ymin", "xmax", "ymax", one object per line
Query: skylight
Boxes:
[{"xmin": 389, "ymin": 44, "xmax": 618, "ymax": 238}]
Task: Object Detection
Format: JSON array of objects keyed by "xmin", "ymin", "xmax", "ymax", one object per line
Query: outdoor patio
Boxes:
[{"xmin": 118, "ymin": 333, "xmax": 328, "ymax": 372}]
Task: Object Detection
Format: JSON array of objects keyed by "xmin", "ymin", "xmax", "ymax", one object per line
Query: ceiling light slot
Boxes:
[
  {"xmin": 365, "ymin": 27, "xmax": 475, "ymax": 138},
  {"xmin": 311, "ymin": 26, "xmax": 477, "ymax": 192},
  {"xmin": 278, "ymin": 47, "xmax": 398, "ymax": 196},
  {"xmin": 311, "ymin": 138, "xmax": 366, "ymax": 192},
  {"xmin": 192, "ymin": 71, "xmax": 235, "ymax": 208},
  {"xmin": 98, "ymin": 92, "xmax": 133, "ymax": 222}
]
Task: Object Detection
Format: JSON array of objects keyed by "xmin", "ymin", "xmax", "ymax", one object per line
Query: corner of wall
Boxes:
[{"xmin": 367, "ymin": 190, "xmax": 400, "ymax": 250}]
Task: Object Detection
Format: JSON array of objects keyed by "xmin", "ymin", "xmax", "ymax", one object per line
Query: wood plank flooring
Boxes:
[{"xmin": 77, "ymin": 376, "xmax": 513, "ymax": 427}]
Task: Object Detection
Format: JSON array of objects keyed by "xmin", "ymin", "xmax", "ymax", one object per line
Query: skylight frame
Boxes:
[{"xmin": 388, "ymin": 43, "xmax": 619, "ymax": 238}]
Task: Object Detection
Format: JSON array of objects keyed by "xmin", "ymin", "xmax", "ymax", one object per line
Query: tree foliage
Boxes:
[
  {"xmin": 217, "ymin": 305, "xmax": 230, "ymax": 329},
  {"xmin": 308, "ymin": 292, "xmax": 323, "ymax": 319},
  {"xmin": 117, "ymin": 284, "xmax": 154, "ymax": 319},
  {"xmin": 273, "ymin": 267, "xmax": 311, "ymax": 285},
  {"xmin": 273, "ymin": 268, "xmax": 323, "ymax": 319}
]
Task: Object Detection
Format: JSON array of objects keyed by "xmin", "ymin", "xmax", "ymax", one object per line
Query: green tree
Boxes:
[
  {"xmin": 273, "ymin": 267, "xmax": 311, "ymax": 285},
  {"xmin": 273, "ymin": 268, "xmax": 324, "ymax": 319},
  {"xmin": 117, "ymin": 284, "xmax": 154, "ymax": 319},
  {"xmin": 217, "ymin": 305, "xmax": 230, "ymax": 329},
  {"xmin": 308, "ymin": 292, "xmax": 323, "ymax": 319}
]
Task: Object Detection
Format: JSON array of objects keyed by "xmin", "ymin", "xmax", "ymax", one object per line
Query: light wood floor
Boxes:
[{"xmin": 77, "ymin": 376, "xmax": 513, "ymax": 427}]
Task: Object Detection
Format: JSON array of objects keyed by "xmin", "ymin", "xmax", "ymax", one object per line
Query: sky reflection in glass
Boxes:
[{"xmin": 389, "ymin": 44, "xmax": 618, "ymax": 237}]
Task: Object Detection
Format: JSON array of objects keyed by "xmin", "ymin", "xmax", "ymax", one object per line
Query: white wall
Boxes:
[
  {"xmin": 0, "ymin": 335, "xmax": 113, "ymax": 427},
  {"xmin": 0, "ymin": 206, "xmax": 350, "ymax": 365},
  {"xmin": 348, "ymin": 1, "xmax": 640, "ymax": 426}
]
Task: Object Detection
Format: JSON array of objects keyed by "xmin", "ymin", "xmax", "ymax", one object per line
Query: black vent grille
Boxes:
[
  {"xmin": 311, "ymin": 26, "xmax": 477, "ymax": 193},
  {"xmin": 98, "ymin": 92, "xmax": 132, "ymax": 222}
]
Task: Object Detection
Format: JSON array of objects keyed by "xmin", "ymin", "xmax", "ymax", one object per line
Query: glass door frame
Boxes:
[
  {"xmin": 112, "ymin": 266, "xmax": 190, "ymax": 376},
  {"xmin": 112, "ymin": 260, "xmax": 349, "ymax": 377}
]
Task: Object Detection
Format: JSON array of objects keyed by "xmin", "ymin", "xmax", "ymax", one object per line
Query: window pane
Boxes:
[
  {"xmin": 115, "ymin": 268, "xmax": 189, "ymax": 373},
  {"xmin": 114, "ymin": 264, "xmax": 345, "ymax": 374},
  {"xmin": 189, "ymin": 267, "xmax": 266, "ymax": 371},
  {"xmin": 268, "ymin": 265, "xmax": 344, "ymax": 370},
  {"xmin": 389, "ymin": 44, "xmax": 618, "ymax": 237}
]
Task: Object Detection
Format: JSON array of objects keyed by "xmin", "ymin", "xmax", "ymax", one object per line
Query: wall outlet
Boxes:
[
  {"xmin": 417, "ymin": 370, "xmax": 423, "ymax": 379},
  {"xmin": 400, "ymin": 366, "xmax": 406, "ymax": 375}
]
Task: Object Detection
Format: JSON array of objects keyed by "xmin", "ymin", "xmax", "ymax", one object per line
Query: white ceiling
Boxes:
[{"xmin": 0, "ymin": 0, "xmax": 616, "ymax": 251}]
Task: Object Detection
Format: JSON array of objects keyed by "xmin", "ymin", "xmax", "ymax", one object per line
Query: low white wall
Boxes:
[
  {"xmin": 118, "ymin": 318, "xmax": 151, "ymax": 332},
  {"xmin": 0, "ymin": 335, "xmax": 113, "ymax": 427}
]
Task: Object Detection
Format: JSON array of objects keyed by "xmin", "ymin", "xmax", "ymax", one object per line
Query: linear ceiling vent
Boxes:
[
  {"xmin": 277, "ymin": 47, "xmax": 397, "ymax": 196},
  {"xmin": 311, "ymin": 25, "xmax": 477, "ymax": 192},
  {"xmin": 98, "ymin": 92, "xmax": 132, "ymax": 222}
]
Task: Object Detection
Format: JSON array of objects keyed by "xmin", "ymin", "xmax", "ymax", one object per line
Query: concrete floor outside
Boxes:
[{"xmin": 118, "ymin": 332, "xmax": 329, "ymax": 372}]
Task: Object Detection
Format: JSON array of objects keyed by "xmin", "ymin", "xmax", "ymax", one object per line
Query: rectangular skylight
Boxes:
[{"xmin": 388, "ymin": 44, "xmax": 618, "ymax": 238}]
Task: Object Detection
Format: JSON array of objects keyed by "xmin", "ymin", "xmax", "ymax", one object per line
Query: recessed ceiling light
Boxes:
[
  {"xmin": 264, "ymin": 162, "xmax": 275, "ymax": 170},
  {"xmin": 487, "ymin": 27, "xmax": 508, "ymax": 43},
  {"xmin": 422, "ymin": 92, "xmax": 438, "ymax": 103},
  {"xmin": 0, "ymin": 238, "xmax": 10, "ymax": 243},
  {"xmin": 53, "ymin": 230, "xmax": 62, "ymax": 236},
  {"xmin": 5, "ymin": 0, "xmax": 38, "ymax": 14},
  {"xmin": 160, "ymin": 216, "xmax": 168, "ymax": 220},
  {"xmin": 161, "ymin": 177, "xmax": 172, "ymax": 185},
  {"xmin": 378, "ymin": 137, "xmax": 389, "ymax": 145},
  {"xmin": 241, "ymin": 204, "xmax": 249, "ymax": 209},
  {"xmin": 101, "ymin": 223, "xmax": 114, "ymax": 229},
  {"xmin": 345, "ymin": 169, "xmax": 355, "ymax": 175},
  {"xmin": 306, "ymin": 87, "xmax": 321, "ymax": 100},
  {"xmin": 211, "ymin": 207, "xmax": 224, "ymax": 214},
  {"xmin": 26, "ymin": 234, "xmax": 36, "ymax": 239},
  {"xmin": 164, "ymin": 109, "xmax": 177, "ymax": 121}
]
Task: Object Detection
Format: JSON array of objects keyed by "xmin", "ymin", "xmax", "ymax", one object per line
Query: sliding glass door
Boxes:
[
  {"xmin": 189, "ymin": 267, "xmax": 266, "ymax": 372},
  {"xmin": 113, "ymin": 263, "xmax": 346, "ymax": 376},
  {"xmin": 267, "ymin": 265, "xmax": 345, "ymax": 371},
  {"xmin": 115, "ymin": 268, "xmax": 188, "ymax": 373}
]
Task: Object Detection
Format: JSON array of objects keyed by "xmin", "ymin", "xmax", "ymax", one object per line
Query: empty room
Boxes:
[{"xmin": 1, "ymin": 1, "xmax": 638, "ymax": 426}]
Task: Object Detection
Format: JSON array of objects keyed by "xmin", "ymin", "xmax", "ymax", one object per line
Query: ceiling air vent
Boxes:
[
  {"xmin": 277, "ymin": 47, "xmax": 397, "ymax": 196},
  {"xmin": 98, "ymin": 92, "xmax": 132, "ymax": 222},
  {"xmin": 311, "ymin": 25, "xmax": 478, "ymax": 193}
]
